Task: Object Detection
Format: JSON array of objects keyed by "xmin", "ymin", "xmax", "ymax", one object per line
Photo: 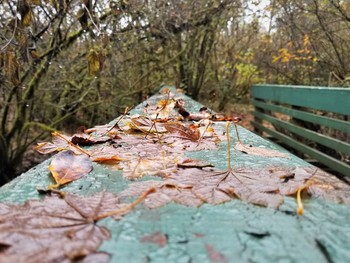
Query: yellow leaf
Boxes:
[
  {"xmin": 22, "ymin": 10, "xmax": 32, "ymax": 26},
  {"xmin": 87, "ymin": 48, "xmax": 106, "ymax": 75},
  {"xmin": 4, "ymin": 49, "xmax": 20, "ymax": 85},
  {"xmin": 48, "ymin": 150, "xmax": 92, "ymax": 189}
]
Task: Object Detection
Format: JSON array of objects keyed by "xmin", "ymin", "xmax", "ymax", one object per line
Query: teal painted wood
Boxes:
[
  {"xmin": 251, "ymin": 120, "xmax": 350, "ymax": 177},
  {"xmin": 252, "ymin": 99, "xmax": 350, "ymax": 134},
  {"xmin": 252, "ymin": 111, "xmax": 350, "ymax": 156},
  {"xmin": 1, "ymin": 88, "xmax": 350, "ymax": 263},
  {"xmin": 252, "ymin": 84, "xmax": 350, "ymax": 115}
]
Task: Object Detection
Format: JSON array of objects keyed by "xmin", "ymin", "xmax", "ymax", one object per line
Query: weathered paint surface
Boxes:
[{"xmin": 1, "ymin": 88, "xmax": 350, "ymax": 263}]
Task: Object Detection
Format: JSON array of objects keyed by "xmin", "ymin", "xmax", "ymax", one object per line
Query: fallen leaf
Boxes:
[
  {"xmin": 48, "ymin": 150, "xmax": 93, "ymax": 189},
  {"xmin": 177, "ymin": 159, "xmax": 214, "ymax": 169},
  {"xmin": 163, "ymin": 122, "xmax": 200, "ymax": 141},
  {"xmin": 205, "ymin": 244, "xmax": 228, "ymax": 263},
  {"xmin": 35, "ymin": 142, "xmax": 58, "ymax": 154},
  {"xmin": 0, "ymin": 190, "xmax": 152, "ymax": 263},
  {"xmin": 35, "ymin": 131, "xmax": 91, "ymax": 156},
  {"xmin": 126, "ymin": 116, "xmax": 167, "ymax": 133},
  {"xmin": 120, "ymin": 179, "xmax": 204, "ymax": 209},
  {"xmin": 235, "ymin": 141, "xmax": 289, "ymax": 158},
  {"xmin": 141, "ymin": 232, "xmax": 168, "ymax": 247},
  {"xmin": 120, "ymin": 166, "xmax": 327, "ymax": 210},
  {"xmin": 71, "ymin": 126, "xmax": 116, "ymax": 146},
  {"xmin": 163, "ymin": 122, "xmax": 219, "ymax": 151},
  {"xmin": 150, "ymin": 98, "xmax": 176, "ymax": 119},
  {"xmin": 119, "ymin": 154, "xmax": 181, "ymax": 179}
]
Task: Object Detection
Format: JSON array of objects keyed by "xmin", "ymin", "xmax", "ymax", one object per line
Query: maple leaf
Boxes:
[
  {"xmin": 306, "ymin": 168, "xmax": 350, "ymax": 203},
  {"xmin": 119, "ymin": 154, "xmax": 181, "ymax": 179},
  {"xmin": 35, "ymin": 131, "xmax": 90, "ymax": 156},
  {"xmin": 120, "ymin": 179, "xmax": 204, "ymax": 209},
  {"xmin": 162, "ymin": 122, "xmax": 219, "ymax": 151},
  {"xmin": 125, "ymin": 116, "xmax": 167, "ymax": 133},
  {"xmin": 48, "ymin": 150, "xmax": 93, "ymax": 189},
  {"xmin": 0, "ymin": 190, "xmax": 153, "ymax": 263},
  {"xmin": 150, "ymin": 97, "xmax": 176, "ymax": 120},
  {"xmin": 70, "ymin": 126, "xmax": 117, "ymax": 146},
  {"xmin": 120, "ymin": 165, "xmax": 324, "ymax": 210},
  {"xmin": 235, "ymin": 141, "xmax": 289, "ymax": 158}
]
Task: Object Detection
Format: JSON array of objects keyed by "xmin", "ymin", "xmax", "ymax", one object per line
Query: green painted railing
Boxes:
[{"xmin": 251, "ymin": 84, "xmax": 350, "ymax": 177}]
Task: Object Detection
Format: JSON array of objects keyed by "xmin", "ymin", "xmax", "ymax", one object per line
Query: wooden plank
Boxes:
[
  {"xmin": 252, "ymin": 99, "xmax": 350, "ymax": 134},
  {"xmin": 252, "ymin": 84, "xmax": 350, "ymax": 115},
  {"xmin": 252, "ymin": 111, "xmax": 350, "ymax": 156},
  {"xmin": 2, "ymin": 88, "xmax": 350, "ymax": 262},
  {"xmin": 251, "ymin": 120, "xmax": 350, "ymax": 177}
]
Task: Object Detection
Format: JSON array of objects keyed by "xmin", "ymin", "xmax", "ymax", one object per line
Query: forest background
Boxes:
[{"xmin": 1, "ymin": 0, "xmax": 350, "ymax": 185}]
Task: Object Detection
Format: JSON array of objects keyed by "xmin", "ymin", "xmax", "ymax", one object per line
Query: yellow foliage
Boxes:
[
  {"xmin": 272, "ymin": 34, "xmax": 317, "ymax": 64},
  {"xmin": 22, "ymin": 10, "xmax": 32, "ymax": 27},
  {"xmin": 87, "ymin": 48, "xmax": 107, "ymax": 75}
]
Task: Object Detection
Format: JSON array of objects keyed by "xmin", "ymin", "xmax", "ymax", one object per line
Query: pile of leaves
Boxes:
[
  {"xmin": 1, "ymin": 89, "xmax": 350, "ymax": 261},
  {"xmin": 33, "ymin": 89, "xmax": 350, "ymax": 210}
]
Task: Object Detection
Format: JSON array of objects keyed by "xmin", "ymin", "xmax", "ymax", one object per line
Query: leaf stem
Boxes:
[
  {"xmin": 52, "ymin": 131, "xmax": 91, "ymax": 156},
  {"xmin": 226, "ymin": 121, "xmax": 231, "ymax": 170},
  {"xmin": 94, "ymin": 188, "xmax": 156, "ymax": 221}
]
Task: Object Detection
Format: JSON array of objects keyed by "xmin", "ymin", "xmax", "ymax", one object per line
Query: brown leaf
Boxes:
[
  {"xmin": 163, "ymin": 122, "xmax": 219, "ymax": 151},
  {"xmin": 0, "ymin": 191, "xmax": 134, "ymax": 263},
  {"xmin": 163, "ymin": 122, "xmax": 200, "ymax": 141},
  {"xmin": 235, "ymin": 141, "xmax": 289, "ymax": 158},
  {"xmin": 18, "ymin": 0, "xmax": 32, "ymax": 26},
  {"xmin": 121, "ymin": 166, "xmax": 323, "ymax": 210},
  {"xmin": 48, "ymin": 150, "xmax": 93, "ymax": 189},
  {"xmin": 4, "ymin": 48, "xmax": 19, "ymax": 85},
  {"xmin": 149, "ymin": 98, "xmax": 176, "ymax": 120},
  {"xmin": 71, "ymin": 126, "xmax": 115, "ymax": 146},
  {"xmin": 35, "ymin": 131, "xmax": 91, "ymax": 155},
  {"xmin": 126, "ymin": 116, "xmax": 167, "ymax": 133},
  {"xmin": 205, "ymin": 244, "xmax": 228, "ymax": 263},
  {"xmin": 141, "ymin": 232, "xmax": 168, "ymax": 247},
  {"xmin": 35, "ymin": 141, "xmax": 58, "ymax": 154},
  {"xmin": 306, "ymin": 168, "xmax": 350, "ymax": 203},
  {"xmin": 120, "ymin": 179, "xmax": 204, "ymax": 209},
  {"xmin": 119, "ymin": 155, "xmax": 181, "ymax": 179},
  {"xmin": 177, "ymin": 159, "xmax": 214, "ymax": 169}
]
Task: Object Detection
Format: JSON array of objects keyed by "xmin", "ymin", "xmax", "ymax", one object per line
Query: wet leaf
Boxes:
[
  {"xmin": 121, "ymin": 166, "xmax": 328, "ymax": 210},
  {"xmin": 119, "ymin": 154, "xmax": 181, "ymax": 179},
  {"xmin": 126, "ymin": 116, "xmax": 167, "ymax": 133},
  {"xmin": 177, "ymin": 159, "xmax": 214, "ymax": 169},
  {"xmin": 141, "ymin": 232, "xmax": 168, "ymax": 247},
  {"xmin": 150, "ymin": 99, "xmax": 176, "ymax": 119},
  {"xmin": 0, "ymin": 190, "xmax": 149, "ymax": 263},
  {"xmin": 306, "ymin": 169, "xmax": 350, "ymax": 203},
  {"xmin": 120, "ymin": 179, "xmax": 204, "ymax": 209},
  {"xmin": 48, "ymin": 150, "xmax": 93, "ymax": 189},
  {"xmin": 162, "ymin": 122, "xmax": 219, "ymax": 151},
  {"xmin": 205, "ymin": 244, "xmax": 228, "ymax": 263},
  {"xmin": 164, "ymin": 122, "xmax": 200, "ymax": 141},
  {"xmin": 71, "ymin": 126, "xmax": 116, "ymax": 146},
  {"xmin": 235, "ymin": 141, "xmax": 289, "ymax": 158},
  {"xmin": 35, "ymin": 142, "xmax": 58, "ymax": 154},
  {"xmin": 35, "ymin": 131, "xmax": 94, "ymax": 156}
]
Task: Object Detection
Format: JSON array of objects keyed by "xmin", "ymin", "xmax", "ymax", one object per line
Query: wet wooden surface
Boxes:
[{"xmin": 1, "ymin": 88, "xmax": 350, "ymax": 263}]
